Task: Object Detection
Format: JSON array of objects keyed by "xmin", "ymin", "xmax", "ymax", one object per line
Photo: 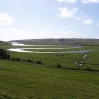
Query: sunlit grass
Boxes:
[
  {"xmin": 0, "ymin": 44, "xmax": 99, "ymax": 98},
  {"xmin": 0, "ymin": 59, "xmax": 99, "ymax": 99}
]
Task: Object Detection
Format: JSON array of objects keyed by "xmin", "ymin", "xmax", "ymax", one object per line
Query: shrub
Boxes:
[
  {"xmin": 11, "ymin": 57, "xmax": 16, "ymax": 61},
  {"xmin": 36, "ymin": 61, "xmax": 42, "ymax": 64},
  {"xmin": 6, "ymin": 54, "xmax": 10, "ymax": 60},
  {"xmin": 0, "ymin": 49, "xmax": 10, "ymax": 59},
  {"xmin": 16, "ymin": 58, "xmax": 21, "ymax": 61},
  {"xmin": 27, "ymin": 59, "xmax": 33, "ymax": 63},
  {"xmin": 86, "ymin": 67, "xmax": 92, "ymax": 71},
  {"xmin": 57, "ymin": 63, "xmax": 62, "ymax": 68},
  {"xmin": 21, "ymin": 59, "xmax": 27, "ymax": 62}
]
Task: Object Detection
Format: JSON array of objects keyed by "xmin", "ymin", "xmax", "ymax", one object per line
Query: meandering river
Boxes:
[{"xmin": 7, "ymin": 42, "xmax": 94, "ymax": 54}]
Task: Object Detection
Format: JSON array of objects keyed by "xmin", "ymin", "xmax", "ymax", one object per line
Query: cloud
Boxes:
[
  {"xmin": 58, "ymin": 30, "xmax": 78, "ymax": 35},
  {"xmin": 57, "ymin": 0, "xmax": 65, "ymax": 3},
  {"xmin": 58, "ymin": 7, "xmax": 78, "ymax": 18},
  {"xmin": 74, "ymin": 17, "xmax": 82, "ymax": 20},
  {"xmin": 30, "ymin": 30, "xmax": 81, "ymax": 39},
  {"xmin": 57, "ymin": 0, "xmax": 99, "ymax": 3},
  {"xmin": 82, "ymin": 19, "xmax": 93, "ymax": 24},
  {"xmin": 82, "ymin": 0, "xmax": 99, "ymax": 3},
  {"xmin": 42, "ymin": 30, "xmax": 80, "ymax": 38},
  {"xmin": 0, "ymin": 28, "xmax": 95, "ymax": 41},
  {"xmin": 0, "ymin": 13, "xmax": 15, "ymax": 25},
  {"xmin": 57, "ymin": 0, "xmax": 77, "ymax": 3},
  {"xmin": 0, "ymin": 28, "xmax": 31, "ymax": 41},
  {"xmin": 47, "ymin": 26, "xmax": 51, "ymax": 28},
  {"xmin": 0, "ymin": 28, "xmax": 81, "ymax": 41},
  {"xmin": 87, "ymin": 29, "xmax": 91, "ymax": 32},
  {"xmin": 81, "ymin": 13, "xmax": 89, "ymax": 18},
  {"xmin": 97, "ymin": 23, "xmax": 99, "ymax": 26},
  {"xmin": 74, "ymin": 13, "xmax": 89, "ymax": 21},
  {"xmin": 74, "ymin": 13, "xmax": 94, "ymax": 25}
]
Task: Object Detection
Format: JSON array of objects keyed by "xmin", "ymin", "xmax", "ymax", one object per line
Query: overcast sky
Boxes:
[{"xmin": 0, "ymin": 0, "xmax": 99, "ymax": 41}]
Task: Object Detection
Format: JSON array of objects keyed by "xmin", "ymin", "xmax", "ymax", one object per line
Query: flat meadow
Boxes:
[{"xmin": 0, "ymin": 42, "xmax": 99, "ymax": 99}]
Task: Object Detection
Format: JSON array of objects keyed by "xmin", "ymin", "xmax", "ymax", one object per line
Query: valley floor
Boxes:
[{"xmin": 0, "ymin": 59, "xmax": 99, "ymax": 99}]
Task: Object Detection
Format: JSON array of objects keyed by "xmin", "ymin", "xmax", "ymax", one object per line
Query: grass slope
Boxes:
[
  {"xmin": 1, "ymin": 41, "xmax": 99, "ymax": 99},
  {"xmin": 9, "ymin": 46, "xmax": 99, "ymax": 70},
  {"xmin": 0, "ymin": 59, "xmax": 99, "ymax": 99},
  {"xmin": 10, "ymin": 38, "xmax": 99, "ymax": 45}
]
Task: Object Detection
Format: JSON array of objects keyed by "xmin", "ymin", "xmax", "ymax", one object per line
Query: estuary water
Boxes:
[
  {"xmin": 7, "ymin": 42, "xmax": 94, "ymax": 54},
  {"xmin": 11, "ymin": 42, "xmax": 54, "ymax": 46}
]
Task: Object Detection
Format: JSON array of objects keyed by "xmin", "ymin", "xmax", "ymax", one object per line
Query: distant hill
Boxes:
[
  {"xmin": 0, "ymin": 41, "xmax": 10, "ymax": 45},
  {"xmin": 10, "ymin": 38, "xmax": 99, "ymax": 46}
]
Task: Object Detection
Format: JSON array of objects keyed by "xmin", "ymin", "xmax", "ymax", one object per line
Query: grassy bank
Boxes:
[
  {"xmin": 0, "ymin": 43, "xmax": 99, "ymax": 99},
  {"xmin": 9, "ymin": 47, "xmax": 99, "ymax": 70},
  {"xmin": 0, "ymin": 59, "xmax": 99, "ymax": 99}
]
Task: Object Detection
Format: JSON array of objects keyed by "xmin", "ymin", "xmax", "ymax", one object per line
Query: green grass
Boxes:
[
  {"xmin": 1, "ymin": 44, "xmax": 99, "ymax": 98},
  {"xmin": 9, "ymin": 51, "xmax": 82, "ymax": 67},
  {"xmin": 24, "ymin": 47, "xmax": 85, "ymax": 52},
  {"xmin": 9, "ymin": 46, "xmax": 99, "ymax": 70},
  {"xmin": 0, "ymin": 59, "xmax": 99, "ymax": 99}
]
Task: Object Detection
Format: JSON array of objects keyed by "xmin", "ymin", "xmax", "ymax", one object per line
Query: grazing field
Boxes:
[
  {"xmin": 8, "ymin": 45, "xmax": 99, "ymax": 70},
  {"xmin": 0, "ymin": 59, "xmax": 99, "ymax": 99},
  {"xmin": 0, "ymin": 40, "xmax": 99, "ymax": 99}
]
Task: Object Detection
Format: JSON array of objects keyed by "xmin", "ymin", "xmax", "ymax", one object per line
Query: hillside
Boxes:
[
  {"xmin": 0, "ymin": 39, "xmax": 99, "ymax": 99},
  {"xmin": 10, "ymin": 38, "xmax": 99, "ymax": 45},
  {"xmin": 0, "ymin": 41, "xmax": 10, "ymax": 45}
]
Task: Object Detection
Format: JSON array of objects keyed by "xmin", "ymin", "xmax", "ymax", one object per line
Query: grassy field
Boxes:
[
  {"xmin": 8, "ymin": 45, "xmax": 99, "ymax": 70},
  {"xmin": 0, "ymin": 41, "xmax": 99, "ymax": 99},
  {"xmin": 0, "ymin": 59, "xmax": 99, "ymax": 99}
]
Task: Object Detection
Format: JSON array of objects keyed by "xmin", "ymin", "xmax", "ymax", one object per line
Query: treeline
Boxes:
[
  {"xmin": 0, "ymin": 41, "xmax": 10, "ymax": 45},
  {"xmin": 0, "ymin": 49, "xmax": 10, "ymax": 59},
  {"xmin": 11, "ymin": 57, "xmax": 42, "ymax": 64},
  {"xmin": 0, "ymin": 49, "xmax": 42, "ymax": 65},
  {"xmin": 10, "ymin": 38, "xmax": 99, "ymax": 45}
]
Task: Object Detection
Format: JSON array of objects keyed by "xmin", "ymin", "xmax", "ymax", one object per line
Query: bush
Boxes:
[
  {"xmin": 11, "ymin": 57, "xmax": 16, "ymax": 61},
  {"xmin": 21, "ymin": 59, "xmax": 27, "ymax": 62},
  {"xmin": 6, "ymin": 54, "xmax": 10, "ymax": 60},
  {"xmin": 27, "ymin": 59, "xmax": 33, "ymax": 63},
  {"xmin": 16, "ymin": 58, "xmax": 21, "ymax": 61},
  {"xmin": 57, "ymin": 63, "xmax": 62, "ymax": 68},
  {"xmin": 86, "ymin": 67, "xmax": 92, "ymax": 71},
  {"xmin": 36, "ymin": 61, "xmax": 42, "ymax": 64},
  {"xmin": 0, "ymin": 49, "xmax": 10, "ymax": 59}
]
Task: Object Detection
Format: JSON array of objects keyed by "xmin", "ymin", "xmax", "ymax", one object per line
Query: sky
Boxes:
[{"xmin": 0, "ymin": 0, "xmax": 99, "ymax": 41}]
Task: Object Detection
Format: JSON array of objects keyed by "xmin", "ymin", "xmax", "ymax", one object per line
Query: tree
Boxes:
[
  {"xmin": 56, "ymin": 63, "xmax": 62, "ymax": 68},
  {"xmin": 36, "ymin": 61, "xmax": 42, "ymax": 64},
  {"xmin": 0, "ymin": 49, "xmax": 10, "ymax": 59},
  {"xmin": 16, "ymin": 58, "xmax": 21, "ymax": 61}
]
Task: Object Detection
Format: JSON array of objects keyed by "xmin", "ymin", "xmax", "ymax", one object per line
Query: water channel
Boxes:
[{"xmin": 7, "ymin": 42, "xmax": 94, "ymax": 54}]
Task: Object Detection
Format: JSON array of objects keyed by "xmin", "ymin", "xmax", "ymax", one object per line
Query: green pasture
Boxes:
[
  {"xmin": 0, "ymin": 41, "xmax": 99, "ymax": 99},
  {"xmin": 0, "ymin": 59, "xmax": 99, "ymax": 99},
  {"xmin": 23, "ymin": 47, "xmax": 84, "ymax": 52},
  {"xmin": 7, "ymin": 45, "xmax": 99, "ymax": 70}
]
